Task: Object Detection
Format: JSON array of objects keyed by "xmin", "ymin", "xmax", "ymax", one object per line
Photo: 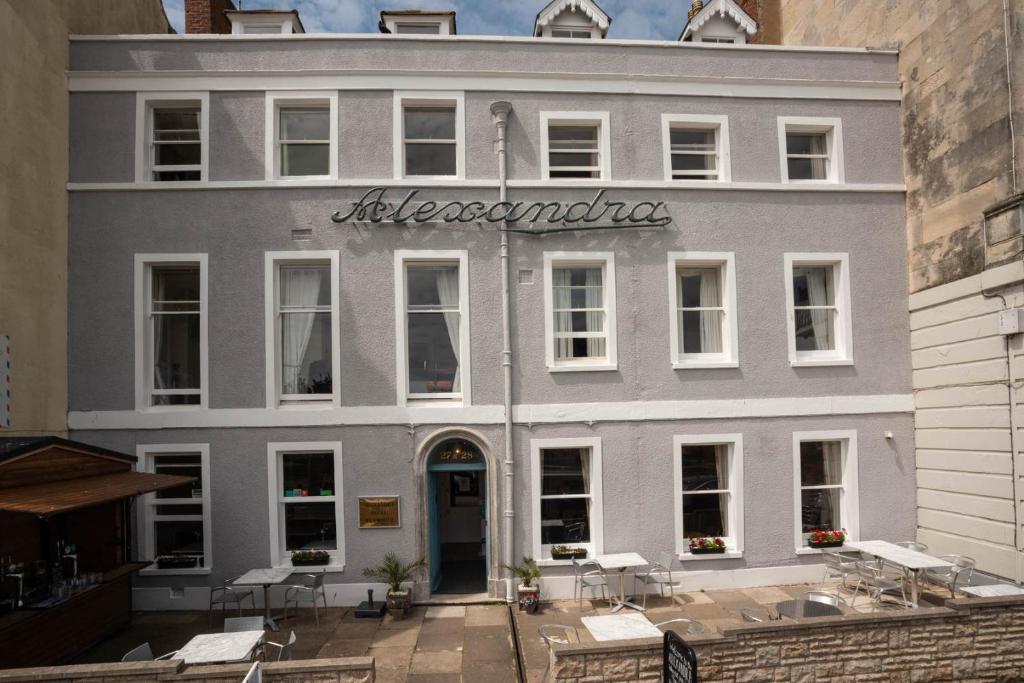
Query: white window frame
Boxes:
[
  {"xmin": 661, "ymin": 114, "xmax": 731, "ymax": 182},
  {"xmin": 263, "ymin": 251, "xmax": 341, "ymax": 408},
  {"xmin": 540, "ymin": 111, "xmax": 611, "ymax": 181},
  {"xmin": 264, "ymin": 92, "xmax": 338, "ymax": 181},
  {"xmin": 393, "ymin": 249, "xmax": 472, "ymax": 406},
  {"xmin": 543, "ymin": 252, "xmax": 617, "ymax": 372},
  {"xmin": 792, "ymin": 430, "xmax": 859, "ymax": 554},
  {"xmin": 267, "ymin": 441, "xmax": 345, "ymax": 569},
  {"xmin": 667, "ymin": 252, "xmax": 738, "ymax": 369},
  {"xmin": 133, "ymin": 254, "xmax": 209, "ymax": 411},
  {"xmin": 137, "ymin": 443, "xmax": 212, "ymax": 575},
  {"xmin": 783, "ymin": 253, "xmax": 853, "ymax": 367},
  {"xmin": 531, "ymin": 437, "xmax": 604, "ymax": 564},
  {"xmin": 777, "ymin": 116, "xmax": 844, "ymax": 184},
  {"xmin": 135, "ymin": 92, "xmax": 209, "ymax": 183},
  {"xmin": 393, "ymin": 91, "xmax": 465, "ymax": 180},
  {"xmin": 673, "ymin": 434, "xmax": 744, "ymax": 560}
]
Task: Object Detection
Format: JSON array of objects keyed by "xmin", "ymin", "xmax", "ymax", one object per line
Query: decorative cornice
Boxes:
[
  {"xmin": 534, "ymin": 0, "xmax": 611, "ymax": 32},
  {"xmin": 682, "ymin": 0, "xmax": 758, "ymax": 41}
]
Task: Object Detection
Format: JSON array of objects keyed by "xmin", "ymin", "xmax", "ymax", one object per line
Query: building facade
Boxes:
[
  {"xmin": 777, "ymin": 0, "xmax": 1024, "ymax": 584},
  {"xmin": 65, "ymin": 20, "xmax": 914, "ymax": 607},
  {"xmin": 0, "ymin": 0, "xmax": 171, "ymax": 436}
]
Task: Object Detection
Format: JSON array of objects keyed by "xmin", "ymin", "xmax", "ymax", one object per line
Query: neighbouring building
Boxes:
[
  {"xmin": 777, "ymin": 0, "xmax": 1024, "ymax": 585},
  {"xmin": 0, "ymin": 0, "xmax": 171, "ymax": 437},
  {"xmin": 63, "ymin": 0, "xmax": 914, "ymax": 608}
]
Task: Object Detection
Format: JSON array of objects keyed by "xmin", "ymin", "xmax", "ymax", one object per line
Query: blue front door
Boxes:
[{"xmin": 427, "ymin": 462, "xmax": 487, "ymax": 594}]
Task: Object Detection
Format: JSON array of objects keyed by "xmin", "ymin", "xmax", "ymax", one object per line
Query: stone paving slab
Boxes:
[{"xmin": 410, "ymin": 651, "xmax": 463, "ymax": 674}]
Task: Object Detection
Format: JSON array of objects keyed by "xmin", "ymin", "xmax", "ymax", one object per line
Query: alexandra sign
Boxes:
[{"xmin": 331, "ymin": 187, "xmax": 671, "ymax": 228}]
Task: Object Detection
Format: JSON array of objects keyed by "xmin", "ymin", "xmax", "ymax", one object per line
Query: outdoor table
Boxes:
[
  {"xmin": 581, "ymin": 613, "xmax": 664, "ymax": 642},
  {"xmin": 961, "ymin": 584, "xmax": 1024, "ymax": 598},
  {"xmin": 845, "ymin": 540, "xmax": 952, "ymax": 608},
  {"xmin": 776, "ymin": 599, "xmax": 843, "ymax": 619},
  {"xmin": 233, "ymin": 568, "xmax": 294, "ymax": 631},
  {"xmin": 174, "ymin": 631, "xmax": 264, "ymax": 664},
  {"xmin": 592, "ymin": 553, "xmax": 649, "ymax": 613}
]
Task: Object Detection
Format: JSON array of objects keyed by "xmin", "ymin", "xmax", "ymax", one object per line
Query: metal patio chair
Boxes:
[
  {"xmin": 121, "ymin": 642, "xmax": 178, "ymax": 662},
  {"xmin": 209, "ymin": 576, "xmax": 256, "ymax": 625},
  {"xmin": 224, "ymin": 616, "xmax": 265, "ymax": 633},
  {"xmin": 925, "ymin": 555, "xmax": 976, "ymax": 598},
  {"xmin": 820, "ymin": 549, "xmax": 862, "ymax": 592},
  {"xmin": 633, "ymin": 551, "xmax": 678, "ymax": 609},
  {"xmin": 263, "ymin": 630, "xmax": 297, "ymax": 661},
  {"xmin": 283, "ymin": 570, "xmax": 328, "ymax": 627},
  {"xmin": 802, "ymin": 591, "xmax": 848, "ymax": 613},
  {"xmin": 851, "ymin": 561, "xmax": 907, "ymax": 608},
  {"xmin": 654, "ymin": 618, "xmax": 705, "ymax": 635},
  {"xmin": 571, "ymin": 559, "xmax": 609, "ymax": 610}
]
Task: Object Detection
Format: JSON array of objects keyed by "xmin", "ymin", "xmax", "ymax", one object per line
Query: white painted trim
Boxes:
[
  {"xmin": 393, "ymin": 91, "xmax": 465, "ymax": 180},
  {"xmin": 543, "ymin": 251, "xmax": 618, "ymax": 371},
  {"xmin": 136, "ymin": 443, "xmax": 212, "ymax": 574},
  {"xmin": 530, "ymin": 436, "xmax": 604, "ymax": 561},
  {"xmin": 540, "ymin": 111, "xmax": 611, "ymax": 180},
  {"xmin": 72, "ymin": 71, "xmax": 900, "ymax": 102},
  {"xmin": 134, "ymin": 92, "xmax": 209, "ymax": 183},
  {"xmin": 678, "ymin": 551, "xmax": 743, "ymax": 561},
  {"xmin": 673, "ymin": 434, "xmax": 744, "ymax": 558},
  {"xmin": 68, "ymin": 393, "xmax": 915, "ymax": 430},
  {"xmin": 777, "ymin": 116, "xmax": 845, "ymax": 184},
  {"xmin": 133, "ymin": 254, "xmax": 209, "ymax": 411},
  {"xmin": 667, "ymin": 252, "xmax": 738, "ymax": 368},
  {"xmin": 784, "ymin": 253, "xmax": 853, "ymax": 366},
  {"xmin": 381, "ymin": 13, "xmax": 454, "ymax": 36},
  {"xmin": 393, "ymin": 250, "xmax": 472, "ymax": 406},
  {"xmin": 264, "ymin": 91, "xmax": 338, "ymax": 181},
  {"xmin": 263, "ymin": 251, "xmax": 342, "ymax": 408},
  {"xmin": 266, "ymin": 441, "xmax": 345, "ymax": 569},
  {"xmin": 67, "ymin": 179, "xmax": 906, "ymax": 193},
  {"xmin": 661, "ymin": 114, "xmax": 731, "ymax": 183},
  {"xmin": 791, "ymin": 429, "xmax": 859, "ymax": 554}
]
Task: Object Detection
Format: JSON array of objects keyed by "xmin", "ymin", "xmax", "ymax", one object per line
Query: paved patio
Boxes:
[
  {"xmin": 77, "ymin": 603, "xmax": 518, "ymax": 683},
  {"xmin": 513, "ymin": 580, "xmax": 950, "ymax": 683}
]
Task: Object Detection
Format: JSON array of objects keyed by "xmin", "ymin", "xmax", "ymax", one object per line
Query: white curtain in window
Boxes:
[
  {"xmin": 435, "ymin": 267, "xmax": 461, "ymax": 392},
  {"xmin": 280, "ymin": 267, "xmax": 322, "ymax": 395},
  {"xmin": 553, "ymin": 269, "xmax": 573, "ymax": 359},
  {"xmin": 804, "ymin": 267, "xmax": 831, "ymax": 350},
  {"xmin": 715, "ymin": 445, "xmax": 729, "ymax": 536},
  {"xmin": 810, "ymin": 134, "xmax": 827, "ymax": 178},
  {"xmin": 579, "ymin": 449, "xmax": 591, "ymax": 538},
  {"xmin": 699, "ymin": 270, "xmax": 722, "ymax": 353},
  {"xmin": 152, "ymin": 274, "xmax": 166, "ymax": 392},
  {"xmin": 585, "ymin": 268, "xmax": 605, "ymax": 357},
  {"xmin": 823, "ymin": 441, "xmax": 843, "ymax": 528}
]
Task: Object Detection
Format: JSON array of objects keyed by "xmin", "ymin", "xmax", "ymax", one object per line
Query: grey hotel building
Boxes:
[{"xmin": 64, "ymin": 0, "xmax": 914, "ymax": 608}]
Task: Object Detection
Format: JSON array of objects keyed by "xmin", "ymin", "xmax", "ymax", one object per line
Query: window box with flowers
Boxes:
[
  {"xmin": 688, "ymin": 537, "xmax": 727, "ymax": 555},
  {"xmin": 807, "ymin": 529, "xmax": 846, "ymax": 549},
  {"xmin": 291, "ymin": 550, "xmax": 331, "ymax": 566}
]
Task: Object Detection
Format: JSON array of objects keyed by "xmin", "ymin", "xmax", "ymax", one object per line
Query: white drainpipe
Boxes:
[{"xmin": 490, "ymin": 101, "xmax": 516, "ymax": 602}]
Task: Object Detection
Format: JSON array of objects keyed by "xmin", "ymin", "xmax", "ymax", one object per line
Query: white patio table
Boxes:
[
  {"xmin": 174, "ymin": 631, "xmax": 264, "ymax": 664},
  {"xmin": 844, "ymin": 540, "xmax": 952, "ymax": 607},
  {"xmin": 582, "ymin": 613, "xmax": 664, "ymax": 642},
  {"xmin": 961, "ymin": 584, "xmax": 1024, "ymax": 598},
  {"xmin": 592, "ymin": 553, "xmax": 649, "ymax": 613},
  {"xmin": 233, "ymin": 568, "xmax": 294, "ymax": 631}
]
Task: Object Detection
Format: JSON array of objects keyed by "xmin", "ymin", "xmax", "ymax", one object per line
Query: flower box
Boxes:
[
  {"xmin": 688, "ymin": 537, "xmax": 727, "ymax": 554},
  {"xmin": 689, "ymin": 546, "xmax": 727, "ymax": 555},
  {"xmin": 808, "ymin": 540, "xmax": 844, "ymax": 549},
  {"xmin": 550, "ymin": 546, "xmax": 588, "ymax": 560},
  {"xmin": 156, "ymin": 555, "xmax": 197, "ymax": 569},
  {"xmin": 807, "ymin": 529, "xmax": 846, "ymax": 548},
  {"xmin": 291, "ymin": 550, "xmax": 330, "ymax": 566}
]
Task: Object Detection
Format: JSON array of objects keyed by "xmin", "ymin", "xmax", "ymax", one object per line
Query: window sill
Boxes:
[
  {"xmin": 139, "ymin": 566, "xmax": 212, "ymax": 576},
  {"xmin": 790, "ymin": 358, "xmax": 854, "ymax": 367},
  {"xmin": 405, "ymin": 397, "xmax": 465, "ymax": 407},
  {"xmin": 781, "ymin": 179, "xmax": 839, "ymax": 185},
  {"xmin": 672, "ymin": 361, "xmax": 739, "ymax": 370},
  {"xmin": 138, "ymin": 405, "xmax": 205, "ymax": 413},
  {"xmin": 273, "ymin": 401, "xmax": 336, "ymax": 410},
  {"xmin": 796, "ymin": 547, "xmax": 848, "ymax": 556},
  {"xmin": 548, "ymin": 363, "xmax": 618, "ymax": 373},
  {"xmin": 274, "ymin": 563, "xmax": 346, "ymax": 572},
  {"xmin": 677, "ymin": 551, "xmax": 743, "ymax": 562}
]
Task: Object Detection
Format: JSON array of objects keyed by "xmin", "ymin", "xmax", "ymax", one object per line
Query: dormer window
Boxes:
[
  {"xmin": 534, "ymin": 0, "xmax": 610, "ymax": 39},
  {"xmin": 679, "ymin": 0, "xmax": 757, "ymax": 44},
  {"xmin": 551, "ymin": 29, "xmax": 592, "ymax": 39},
  {"xmin": 395, "ymin": 22, "xmax": 442, "ymax": 35},
  {"xmin": 226, "ymin": 10, "xmax": 304, "ymax": 35},
  {"xmin": 380, "ymin": 10, "xmax": 456, "ymax": 35}
]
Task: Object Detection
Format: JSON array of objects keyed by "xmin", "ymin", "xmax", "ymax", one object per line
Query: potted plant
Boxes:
[
  {"xmin": 688, "ymin": 537, "xmax": 727, "ymax": 555},
  {"xmin": 550, "ymin": 545, "xmax": 588, "ymax": 560},
  {"xmin": 155, "ymin": 555, "xmax": 197, "ymax": 569},
  {"xmin": 362, "ymin": 553, "xmax": 424, "ymax": 619},
  {"xmin": 504, "ymin": 556, "xmax": 541, "ymax": 613},
  {"xmin": 808, "ymin": 529, "xmax": 846, "ymax": 549},
  {"xmin": 291, "ymin": 550, "xmax": 331, "ymax": 566}
]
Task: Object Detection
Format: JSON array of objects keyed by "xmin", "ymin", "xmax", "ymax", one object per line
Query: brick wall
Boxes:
[
  {"xmin": 0, "ymin": 657, "xmax": 374, "ymax": 683},
  {"xmin": 184, "ymin": 0, "xmax": 235, "ymax": 34},
  {"xmin": 549, "ymin": 596, "xmax": 1024, "ymax": 682}
]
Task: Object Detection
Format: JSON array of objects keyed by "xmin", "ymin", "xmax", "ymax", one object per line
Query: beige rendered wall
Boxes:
[
  {"xmin": 777, "ymin": 0, "xmax": 1024, "ymax": 582},
  {"xmin": 0, "ymin": 0, "xmax": 169, "ymax": 436}
]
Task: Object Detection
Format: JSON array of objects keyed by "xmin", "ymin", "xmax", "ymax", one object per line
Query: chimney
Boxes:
[
  {"xmin": 185, "ymin": 0, "xmax": 236, "ymax": 34},
  {"xmin": 687, "ymin": 0, "xmax": 704, "ymax": 22}
]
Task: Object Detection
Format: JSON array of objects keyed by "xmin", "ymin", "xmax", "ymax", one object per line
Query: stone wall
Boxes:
[
  {"xmin": 0, "ymin": 657, "xmax": 374, "ymax": 683},
  {"xmin": 549, "ymin": 596, "xmax": 1024, "ymax": 682}
]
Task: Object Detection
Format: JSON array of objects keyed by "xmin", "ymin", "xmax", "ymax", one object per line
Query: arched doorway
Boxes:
[{"xmin": 425, "ymin": 436, "xmax": 488, "ymax": 594}]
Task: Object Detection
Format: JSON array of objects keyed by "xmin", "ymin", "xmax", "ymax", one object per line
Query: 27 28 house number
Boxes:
[{"xmin": 439, "ymin": 451, "xmax": 476, "ymax": 462}]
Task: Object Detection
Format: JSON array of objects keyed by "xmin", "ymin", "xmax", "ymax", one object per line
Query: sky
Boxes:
[{"xmin": 162, "ymin": 0, "xmax": 689, "ymax": 40}]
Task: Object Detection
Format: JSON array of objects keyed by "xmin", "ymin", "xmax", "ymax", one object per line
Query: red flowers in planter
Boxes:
[
  {"xmin": 688, "ymin": 537, "xmax": 726, "ymax": 551},
  {"xmin": 808, "ymin": 528, "xmax": 846, "ymax": 544}
]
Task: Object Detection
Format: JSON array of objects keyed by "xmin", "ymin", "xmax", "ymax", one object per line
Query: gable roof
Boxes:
[
  {"xmin": 534, "ymin": 0, "xmax": 611, "ymax": 37},
  {"xmin": 680, "ymin": 0, "xmax": 757, "ymax": 41}
]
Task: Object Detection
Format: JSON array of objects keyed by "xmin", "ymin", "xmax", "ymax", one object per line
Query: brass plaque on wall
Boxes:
[{"xmin": 358, "ymin": 496, "xmax": 401, "ymax": 528}]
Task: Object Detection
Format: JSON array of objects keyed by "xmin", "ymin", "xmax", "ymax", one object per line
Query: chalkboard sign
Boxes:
[{"xmin": 663, "ymin": 630, "xmax": 698, "ymax": 683}]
